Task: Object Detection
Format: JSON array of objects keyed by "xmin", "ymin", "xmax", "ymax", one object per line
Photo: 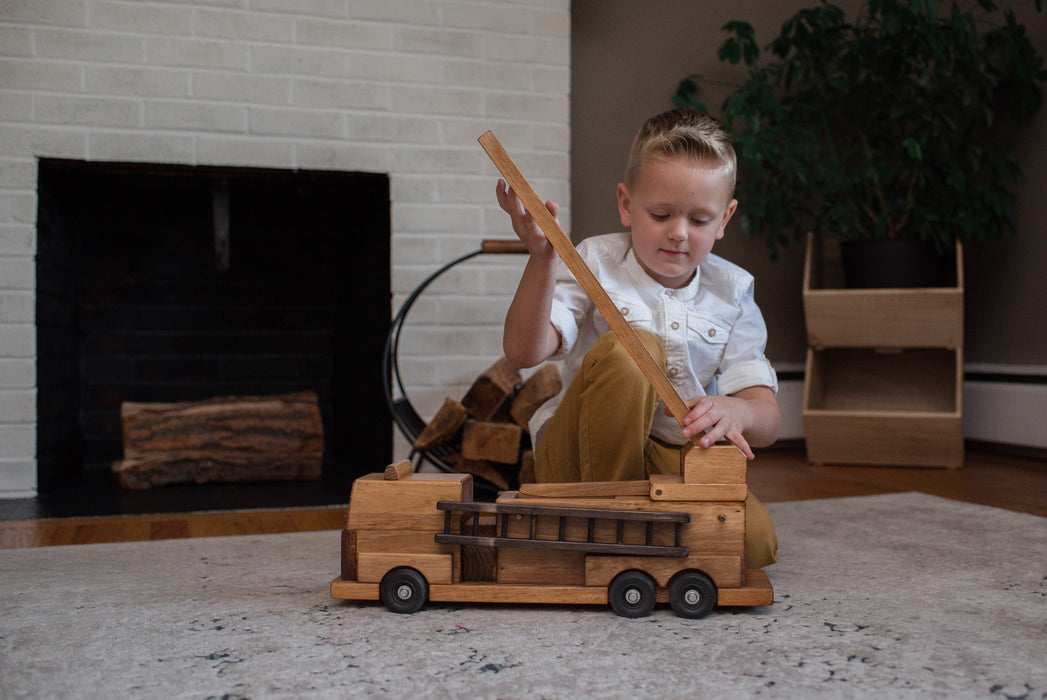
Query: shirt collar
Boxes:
[{"xmin": 625, "ymin": 245, "xmax": 703, "ymax": 301}]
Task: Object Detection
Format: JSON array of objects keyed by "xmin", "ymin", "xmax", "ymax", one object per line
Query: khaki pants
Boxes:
[{"xmin": 535, "ymin": 330, "xmax": 778, "ymax": 568}]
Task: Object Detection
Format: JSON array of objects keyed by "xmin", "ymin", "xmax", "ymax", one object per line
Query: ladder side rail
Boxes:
[
  {"xmin": 436, "ymin": 500, "xmax": 690, "ymax": 523},
  {"xmin": 434, "ymin": 533, "xmax": 688, "ymax": 558}
]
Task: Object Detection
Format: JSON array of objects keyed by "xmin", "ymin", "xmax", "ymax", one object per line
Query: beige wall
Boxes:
[{"xmin": 571, "ymin": 0, "xmax": 1047, "ymax": 368}]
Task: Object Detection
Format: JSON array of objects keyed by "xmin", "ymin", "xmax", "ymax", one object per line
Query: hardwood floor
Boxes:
[
  {"xmin": 747, "ymin": 446, "xmax": 1047, "ymax": 517},
  {"xmin": 0, "ymin": 506, "xmax": 347, "ymax": 549},
  {"xmin": 2, "ymin": 445, "xmax": 1044, "ymax": 549}
]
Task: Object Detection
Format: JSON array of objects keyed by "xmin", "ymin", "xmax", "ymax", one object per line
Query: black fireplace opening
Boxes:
[{"xmin": 33, "ymin": 159, "xmax": 391, "ymax": 516}]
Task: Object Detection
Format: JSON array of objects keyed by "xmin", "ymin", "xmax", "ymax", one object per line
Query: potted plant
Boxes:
[{"xmin": 674, "ymin": 0, "xmax": 1046, "ymax": 287}]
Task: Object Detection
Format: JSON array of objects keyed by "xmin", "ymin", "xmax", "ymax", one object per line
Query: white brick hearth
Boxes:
[{"xmin": 0, "ymin": 0, "xmax": 571, "ymax": 497}]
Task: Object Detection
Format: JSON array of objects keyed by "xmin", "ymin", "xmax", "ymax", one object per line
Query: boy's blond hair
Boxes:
[{"xmin": 624, "ymin": 109, "xmax": 737, "ymax": 194}]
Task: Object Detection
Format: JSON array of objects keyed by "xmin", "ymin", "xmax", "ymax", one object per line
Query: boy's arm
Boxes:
[
  {"xmin": 497, "ymin": 179, "xmax": 563, "ymax": 368},
  {"xmin": 677, "ymin": 386, "xmax": 781, "ymax": 460}
]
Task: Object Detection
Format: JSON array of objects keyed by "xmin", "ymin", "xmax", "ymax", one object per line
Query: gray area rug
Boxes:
[{"xmin": 1, "ymin": 492, "xmax": 1045, "ymax": 698}]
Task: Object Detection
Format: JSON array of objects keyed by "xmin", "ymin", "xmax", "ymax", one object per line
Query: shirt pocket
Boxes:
[
  {"xmin": 595, "ymin": 292, "xmax": 654, "ymax": 336},
  {"xmin": 687, "ymin": 313, "xmax": 730, "ymax": 385}
]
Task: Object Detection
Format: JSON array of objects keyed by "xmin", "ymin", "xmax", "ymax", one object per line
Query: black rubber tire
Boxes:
[
  {"xmin": 379, "ymin": 567, "xmax": 429, "ymax": 614},
  {"xmin": 669, "ymin": 571, "xmax": 717, "ymax": 619},
  {"xmin": 608, "ymin": 570, "xmax": 657, "ymax": 618}
]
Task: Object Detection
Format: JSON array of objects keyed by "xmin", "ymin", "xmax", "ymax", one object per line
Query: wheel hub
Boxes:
[
  {"xmin": 396, "ymin": 584, "xmax": 413, "ymax": 600},
  {"xmin": 624, "ymin": 587, "xmax": 641, "ymax": 605},
  {"xmin": 683, "ymin": 588, "xmax": 701, "ymax": 606}
]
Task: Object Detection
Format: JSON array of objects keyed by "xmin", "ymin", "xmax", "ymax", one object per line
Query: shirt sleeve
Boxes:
[
  {"xmin": 715, "ymin": 277, "xmax": 779, "ymax": 396},
  {"xmin": 548, "ymin": 295, "xmax": 580, "ymax": 360},
  {"xmin": 546, "ymin": 250, "xmax": 595, "ymax": 361}
]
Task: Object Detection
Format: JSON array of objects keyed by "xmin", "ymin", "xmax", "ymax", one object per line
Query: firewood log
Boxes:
[
  {"xmin": 412, "ymin": 398, "xmax": 468, "ymax": 450},
  {"xmin": 461, "ymin": 419, "xmax": 521, "ymax": 465},
  {"xmin": 120, "ymin": 391, "xmax": 322, "ymax": 458},
  {"xmin": 510, "ymin": 364, "xmax": 561, "ymax": 429},
  {"xmin": 461, "ymin": 357, "xmax": 521, "ymax": 421},
  {"xmin": 113, "ymin": 451, "xmax": 321, "ymax": 489}
]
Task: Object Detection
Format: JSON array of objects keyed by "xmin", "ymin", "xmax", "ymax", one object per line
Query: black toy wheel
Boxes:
[
  {"xmin": 669, "ymin": 571, "xmax": 716, "ymax": 619},
  {"xmin": 379, "ymin": 567, "xmax": 429, "ymax": 614},
  {"xmin": 608, "ymin": 570, "xmax": 657, "ymax": 618}
]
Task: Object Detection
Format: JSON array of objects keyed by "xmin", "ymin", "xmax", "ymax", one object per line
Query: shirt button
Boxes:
[
  {"xmin": 671, "ymin": 321, "xmax": 680, "ymax": 330},
  {"xmin": 620, "ymin": 307, "xmax": 629, "ymax": 316},
  {"xmin": 665, "ymin": 290, "xmax": 675, "ymax": 298},
  {"xmin": 708, "ymin": 328, "xmax": 717, "ymax": 338},
  {"xmin": 668, "ymin": 367, "xmax": 679, "ymax": 377}
]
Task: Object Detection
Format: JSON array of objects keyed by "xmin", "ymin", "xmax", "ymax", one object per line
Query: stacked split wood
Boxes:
[
  {"xmin": 414, "ymin": 358, "xmax": 561, "ymax": 490},
  {"xmin": 113, "ymin": 391, "xmax": 323, "ymax": 489}
]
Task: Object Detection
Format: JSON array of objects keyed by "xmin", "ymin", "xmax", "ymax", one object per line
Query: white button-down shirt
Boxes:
[{"xmin": 532, "ymin": 232, "xmax": 778, "ymax": 445}]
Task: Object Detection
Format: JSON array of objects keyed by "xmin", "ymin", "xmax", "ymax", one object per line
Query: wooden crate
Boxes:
[
  {"xmin": 802, "ymin": 234, "xmax": 964, "ymax": 349},
  {"xmin": 802, "ymin": 347, "xmax": 964, "ymax": 468}
]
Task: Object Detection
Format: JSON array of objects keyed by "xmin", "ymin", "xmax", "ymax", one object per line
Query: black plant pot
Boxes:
[{"xmin": 840, "ymin": 238, "xmax": 953, "ymax": 289}]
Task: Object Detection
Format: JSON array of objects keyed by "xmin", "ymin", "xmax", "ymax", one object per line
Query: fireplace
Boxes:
[{"xmin": 34, "ymin": 159, "xmax": 391, "ymax": 509}]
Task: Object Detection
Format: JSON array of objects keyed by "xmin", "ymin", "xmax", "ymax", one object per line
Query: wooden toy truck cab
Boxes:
[{"xmin": 330, "ymin": 445, "xmax": 773, "ymax": 618}]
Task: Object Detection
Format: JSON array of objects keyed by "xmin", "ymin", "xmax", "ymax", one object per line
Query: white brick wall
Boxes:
[{"xmin": 0, "ymin": 0, "xmax": 571, "ymax": 497}]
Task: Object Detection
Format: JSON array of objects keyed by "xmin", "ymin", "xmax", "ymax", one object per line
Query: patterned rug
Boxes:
[{"xmin": 1, "ymin": 492, "xmax": 1044, "ymax": 698}]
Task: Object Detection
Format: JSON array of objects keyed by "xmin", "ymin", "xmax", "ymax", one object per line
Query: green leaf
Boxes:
[
  {"xmin": 902, "ymin": 137, "xmax": 923, "ymax": 161},
  {"xmin": 720, "ymin": 40, "xmax": 741, "ymax": 65}
]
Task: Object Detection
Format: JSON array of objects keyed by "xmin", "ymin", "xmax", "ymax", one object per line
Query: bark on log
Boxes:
[
  {"xmin": 121, "ymin": 391, "xmax": 322, "ymax": 458},
  {"xmin": 115, "ymin": 391, "xmax": 323, "ymax": 489},
  {"xmin": 113, "ymin": 451, "xmax": 322, "ymax": 489}
]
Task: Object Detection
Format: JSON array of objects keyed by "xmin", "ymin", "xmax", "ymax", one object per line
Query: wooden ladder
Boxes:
[{"xmin": 434, "ymin": 500, "xmax": 689, "ymax": 557}]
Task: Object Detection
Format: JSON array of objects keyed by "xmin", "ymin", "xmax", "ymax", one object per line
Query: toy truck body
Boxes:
[{"xmin": 330, "ymin": 445, "xmax": 773, "ymax": 618}]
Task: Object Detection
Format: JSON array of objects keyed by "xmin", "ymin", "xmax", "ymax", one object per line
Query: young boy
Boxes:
[{"xmin": 495, "ymin": 109, "xmax": 780, "ymax": 567}]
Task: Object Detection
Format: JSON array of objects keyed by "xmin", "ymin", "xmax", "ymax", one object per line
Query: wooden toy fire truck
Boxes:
[
  {"xmin": 329, "ymin": 131, "xmax": 774, "ymax": 618},
  {"xmin": 330, "ymin": 447, "xmax": 772, "ymax": 619}
]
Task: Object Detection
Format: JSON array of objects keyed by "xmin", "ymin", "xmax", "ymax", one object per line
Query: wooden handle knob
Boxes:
[{"xmin": 481, "ymin": 239, "xmax": 529, "ymax": 254}]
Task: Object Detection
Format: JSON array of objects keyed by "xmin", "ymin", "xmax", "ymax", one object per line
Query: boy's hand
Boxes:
[
  {"xmin": 496, "ymin": 179, "xmax": 559, "ymax": 259},
  {"xmin": 677, "ymin": 395, "xmax": 756, "ymax": 459},
  {"xmin": 497, "ymin": 179, "xmax": 564, "ymax": 368},
  {"xmin": 670, "ymin": 387, "xmax": 780, "ymax": 460}
]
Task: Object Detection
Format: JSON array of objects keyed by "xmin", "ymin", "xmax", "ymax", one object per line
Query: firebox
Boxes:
[{"xmin": 35, "ymin": 159, "xmax": 391, "ymax": 504}]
